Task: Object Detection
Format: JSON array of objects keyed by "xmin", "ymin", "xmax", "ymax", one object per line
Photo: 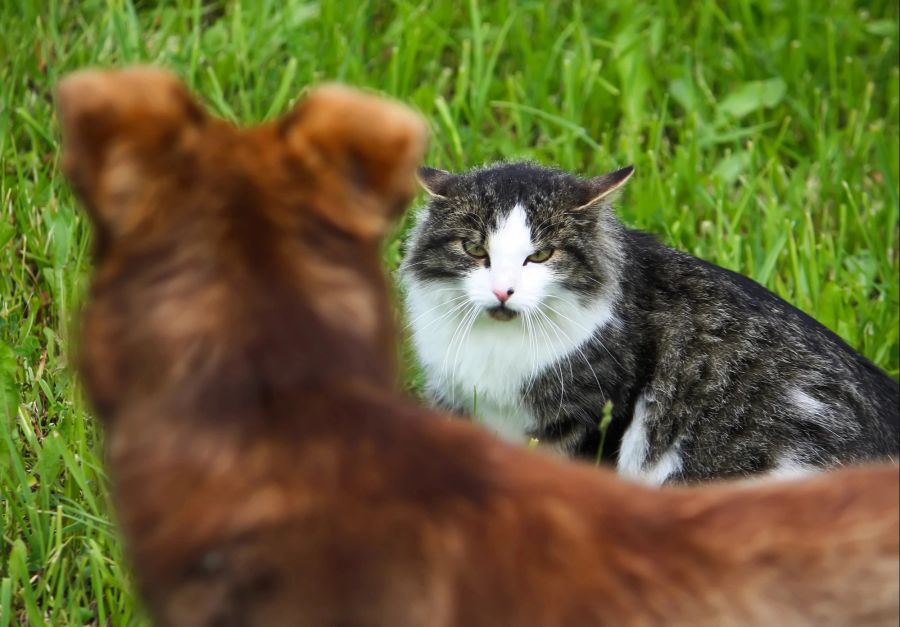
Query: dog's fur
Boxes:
[{"xmin": 60, "ymin": 67, "xmax": 899, "ymax": 626}]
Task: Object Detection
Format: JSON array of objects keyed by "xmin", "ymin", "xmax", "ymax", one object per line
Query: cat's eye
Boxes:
[
  {"xmin": 526, "ymin": 248, "xmax": 554, "ymax": 264},
  {"xmin": 462, "ymin": 240, "xmax": 488, "ymax": 259}
]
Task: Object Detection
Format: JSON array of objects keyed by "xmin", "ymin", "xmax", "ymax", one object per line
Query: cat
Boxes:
[
  {"xmin": 401, "ymin": 161, "xmax": 900, "ymax": 483},
  {"xmin": 61, "ymin": 66, "xmax": 899, "ymax": 627}
]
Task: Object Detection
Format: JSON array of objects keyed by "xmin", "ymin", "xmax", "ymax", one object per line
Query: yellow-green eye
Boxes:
[
  {"xmin": 526, "ymin": 248, "xmax": 554, "ymax": 263},
  {"xmin": 462, "ymin": 240, "xmax": 488, "ymax": 258}
]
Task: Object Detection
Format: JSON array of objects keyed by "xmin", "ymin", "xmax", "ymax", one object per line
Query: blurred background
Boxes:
[{"xmin": 0, "ymin": 0, "xmax": 897, "ymax": 623}]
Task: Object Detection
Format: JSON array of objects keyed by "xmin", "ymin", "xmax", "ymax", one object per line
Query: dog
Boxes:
[{"xmin": 59, "ymin": 67, "xmax": 899, "ymax": 626}]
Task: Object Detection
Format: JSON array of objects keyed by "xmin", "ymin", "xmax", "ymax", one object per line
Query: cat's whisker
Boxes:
[
  {"xmin": 437, "ymin": 303, "xmax": 476, "ymax": 390},
  {"xmin": 445, "ymin": 304, "xmax": 479, "ymax": 368},
  {"xmin": 540, "ymin": 298, "xmax": 623, "ymax": 371},
  {"xmin": 524, "ymin": 311, "xmax": 540, "ymax": 384},
  {"xmin": 427, "ymin": 284, "xmax": 466, "ymax": 292},
  {"xmin": 403, "ymin": 294, "xmax": 469, "ymax": 330},
  {"xmin": 536, "ymin": 306, "xmax": 604, "ymax": 395},
  {"xmin": 530, "ymin": 217, "xmax": 558, "ymax": 245},
  {"xmin": 531, "ymin": 309, "xmax": 567, "ymax": 420},
  {"xmin": 518, "ymin": 348, "xmax": 539, "ymax": 415},
  {"xmin": 521, "ymin": 311, "xmax": 540, "ymax": 403},
  {"xmin": 534, "ymin": 309, "xmax": 578, "ymax": 400},
  {"xmin": 542, "ymin": 302, "xmax": 622, "ymax": 368},
  {"xmin": 528, "ymin": 218, "xmax": 553, "ymax": 244},
  {"xmin": 581, "ymin": 275, "xmax": 618, "ymax": 295},
  {"xmin": 441, "ymin": 304, "xmax": 480, "ymax": 405},
  {"xmin": 406, "ymin": 295, "xmax": 470, "ymax": 330},
  {"xmin": 539, "ymin": 308, "xmax": 577, "ymax": 382},
  {"xmin": 450, "ymin": 306, "xmax": 481, "ymax": 409},
  {"xmin": 409, "ymin": 299, "xmax": 473, "ymax": 336},
  {"xmin": 447, "ymin": 305, "xmax": 477, "ymax": 379},
  {"xmin": 415, "ymin": 289, "xmax": 470, "ymax": 303},
  {"xmin": 452, "ymin": 305, "xmax": 483, "ymax": 408},
  {"xmin": 529, "ymin": 213, "xmax": 553, "ymax": 232},
  {"xmin": 404, "ymin": 289, "xmax": 466, "ymax": 310}
]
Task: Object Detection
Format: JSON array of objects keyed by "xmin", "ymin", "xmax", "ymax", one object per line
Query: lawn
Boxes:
[{"xmin": 1, "ymin": 0, "xmax": 897, "ymax": 624}]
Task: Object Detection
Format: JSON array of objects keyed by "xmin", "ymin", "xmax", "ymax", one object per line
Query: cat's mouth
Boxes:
[{"xmin": 486, "ymin": 305, "xmax": 519, "ymax": 321}]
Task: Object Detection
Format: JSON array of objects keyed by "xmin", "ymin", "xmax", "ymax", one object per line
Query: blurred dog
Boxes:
[{"xmin": 60, "ymin": 67, "xmax": 899, "ymax": 626}]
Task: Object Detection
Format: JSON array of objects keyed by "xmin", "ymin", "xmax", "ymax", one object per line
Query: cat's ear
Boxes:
[
  {"xmin": 56, "ymin": 67, "xmax": 206, "ymax": 243},
  {"xmin": 575, "ymin": 165, "xmax": 634, "ymax": 210},
  {"xmin": 417, "ymin": 167, "xmax": 453, "ymax": 199},
  {"xmin": 281, "ymin": 85, "xmax": 427, "ymax": 239}
]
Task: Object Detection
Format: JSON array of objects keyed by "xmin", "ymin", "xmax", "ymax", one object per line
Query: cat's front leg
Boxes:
[{"xmin": 528, "ymin": 413, "xmax": 608, "ymax": 460}]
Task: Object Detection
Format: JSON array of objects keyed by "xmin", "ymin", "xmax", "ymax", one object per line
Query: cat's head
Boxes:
[
  {"xmin": 402, "ymin": 162, "xmax": 632, "ymax": 322},
  {"xmin": 58, "ymin": 67, "xmax": 426, "ymax": 420}
]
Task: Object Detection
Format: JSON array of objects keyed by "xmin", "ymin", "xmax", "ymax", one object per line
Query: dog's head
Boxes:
[{"xmin": 59, "ymin": 67, "xmax": 426, "ymax": 420}]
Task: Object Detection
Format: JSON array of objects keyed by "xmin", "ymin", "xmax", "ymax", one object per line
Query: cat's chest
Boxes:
[
  {"xmin": 469, "ymin": 396, "xmax": 539, "ymax": 443},
  {"xmin": 405, "ymin": 285, "xmax": 614, "ymax": 441},
  {"xmin": 424, "ymin": 322, "xmax": 544, "ymax": 442},
  {"xmin": 413, "ymin": 313, "xmax": 545, "ymax": 412}
]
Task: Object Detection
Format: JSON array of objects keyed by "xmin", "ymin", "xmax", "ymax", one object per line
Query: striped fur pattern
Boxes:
[{"xmin": 402, "ymin": 162, "xmax": 899, "ymax": 483}]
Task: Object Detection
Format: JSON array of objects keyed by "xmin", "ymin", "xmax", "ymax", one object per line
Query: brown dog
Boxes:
[{"xmin": 59, "ymin": 67, "xmax": 898, "ymax": 626}]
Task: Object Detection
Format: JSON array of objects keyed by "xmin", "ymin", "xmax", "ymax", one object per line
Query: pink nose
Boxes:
[{"xmin": 492, "ymin": 287, "xmax": 514, "ymax": 303}]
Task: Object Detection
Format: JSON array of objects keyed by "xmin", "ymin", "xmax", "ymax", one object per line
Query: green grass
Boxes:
[{"xmin": 0, "ymin": 0, "xmax": 897, "ymax": 623}]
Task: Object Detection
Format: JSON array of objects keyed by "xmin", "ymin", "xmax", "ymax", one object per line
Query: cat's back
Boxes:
[{"xmin": 621, "ymin": 229, "xmax": 899, "ymax": 458}]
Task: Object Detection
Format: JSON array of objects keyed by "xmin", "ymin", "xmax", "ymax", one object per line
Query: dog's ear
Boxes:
[
  {"xmin": 56, "ymin": 67, "xmax": 207, "ymax": 244},
  {"xmin": 281, "ymin": 85, "xmax": 427, "ymax": 239}
]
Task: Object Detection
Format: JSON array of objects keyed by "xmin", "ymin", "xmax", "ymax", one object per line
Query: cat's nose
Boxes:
[{"xmin": 492, "ymin": 287, "xmax": 514, "ymax": 303}]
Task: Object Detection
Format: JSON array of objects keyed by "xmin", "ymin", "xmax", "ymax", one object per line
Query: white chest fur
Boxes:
[{"xmin": 404, "ymin": 278, "xmax": 615, "ymax": 443}]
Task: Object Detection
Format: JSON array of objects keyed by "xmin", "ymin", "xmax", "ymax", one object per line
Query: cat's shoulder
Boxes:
[
  {"xmin": 621, "ymin": 226, "xmax": 897, "ymax": 386},
  {"xmin": 622, "ymin": 226, "xmax": 785, "ymax": 309}
]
